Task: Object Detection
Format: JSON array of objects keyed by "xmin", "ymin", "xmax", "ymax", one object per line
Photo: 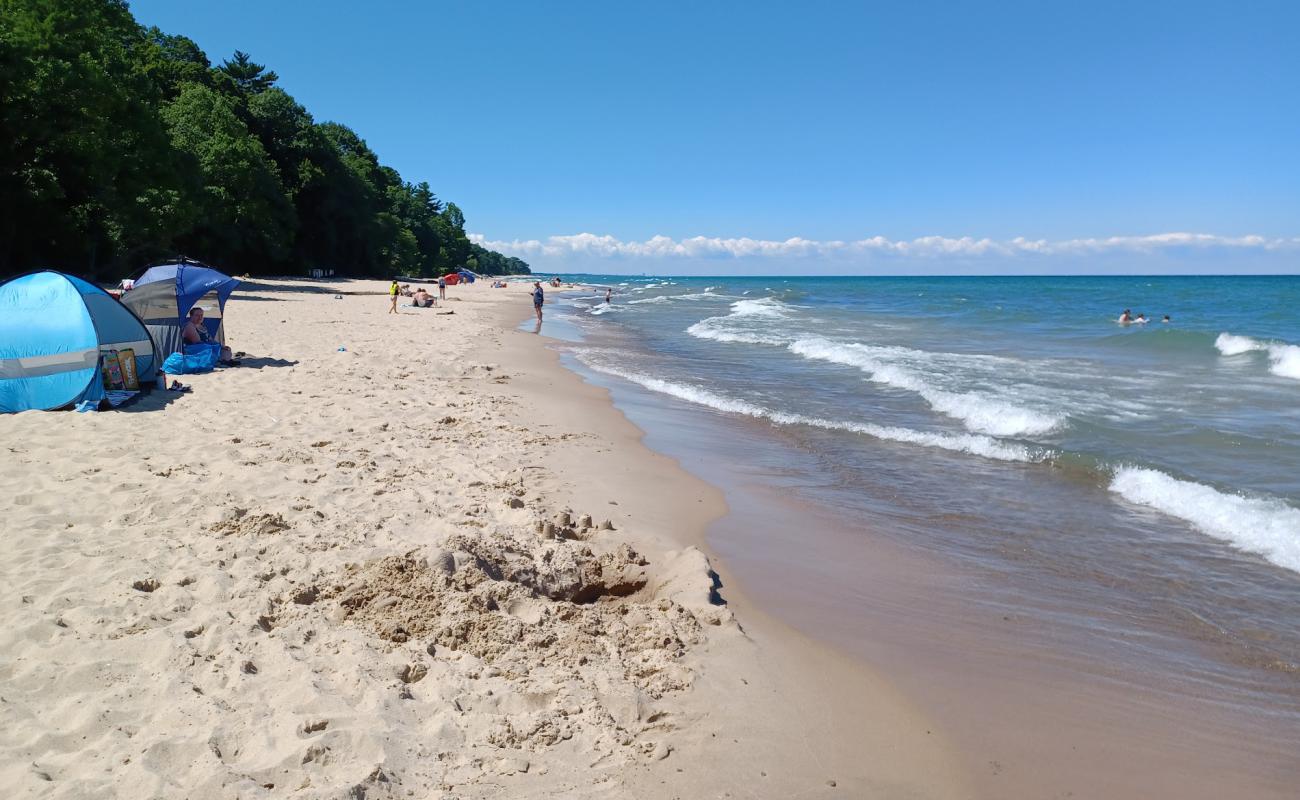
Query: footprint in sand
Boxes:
[
  {"xmin": 299, "ymin": 719, "xmax": 329, "ymax": 736},
  {"xmin": 505, "ymin": 598, "xmax": 545, "ymax": 625}
]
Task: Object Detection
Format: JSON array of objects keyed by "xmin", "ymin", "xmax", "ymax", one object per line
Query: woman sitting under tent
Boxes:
[{"xmin": 182, "ymin": 307, "xmax": 238, "ymax": 366}]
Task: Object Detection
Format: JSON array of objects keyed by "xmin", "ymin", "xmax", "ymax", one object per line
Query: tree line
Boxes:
[{"xmin": 0, "ymin": 0, "xmax": 530, "ymax": 279}]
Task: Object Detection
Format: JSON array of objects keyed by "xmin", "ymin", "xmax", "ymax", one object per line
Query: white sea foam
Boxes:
[
  {"xmin": 1214, "ymin": 332, "xmax": 1300, "ymax": 381},
  {"xmin": 1213, "ymin": 332, "xmax": 1259, "ymax": 356},
  {"xmin": 627, "ymin": 291, "xmax": 725, "ymax": 305},
  {"xmin": 1273, "ymin": 347, "xmax": 1300, "ymax": 380},
  {"xmin": 685, "ymin": 297, "xmax": 795, "ymax": 345},
  {"xmin": 579, "ymin": 361, "xmax": 1042, "ymax": 463},
  {"xmin": 1110, "ymin": 467, "xmax": 1300, "ymax": 574},
  {"xmin": 729, "ymin": 297, "xmax": 792, "ymax": 317},
  {"xmin": 788, "ymin": 337, "xmax": 1063, "ymax": 437},
  {"xmin": 684, "ymin": 323, "xmax": 788, "ymax": 345}
]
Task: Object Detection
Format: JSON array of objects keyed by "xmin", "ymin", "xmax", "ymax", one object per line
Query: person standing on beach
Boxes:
[
  {"xmin": 389, "ymin": 279, "xmax": 399, "ymax": 314},
  {"xmin": 605, "ymin": 287, "xmax": 612, "ymax": 304},
  {"xmin": 438, "ymin": 276, "xmax": 446, "ymax": 301},
  {"xmin": 532, "ymin": 281, "xmax": 545, "ymax": 321}
]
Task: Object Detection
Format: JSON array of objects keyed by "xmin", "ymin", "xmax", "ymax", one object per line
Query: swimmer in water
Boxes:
[
  {"xmin": 1162, "ymin": 315, "xmax": 1172, "ymax": 323},
  {"xmin": 1135, "ymin": 313, "xmax": 1148, "ymax": 324},
  {"xmin": 1118, "ymin": 309, "xmax": 1133, "ymax": 324}
]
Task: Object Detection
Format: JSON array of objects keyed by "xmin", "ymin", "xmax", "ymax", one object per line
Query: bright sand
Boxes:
[{"xmin": 0, "ymin": 278, "xmax": 967, "ymax": 798}]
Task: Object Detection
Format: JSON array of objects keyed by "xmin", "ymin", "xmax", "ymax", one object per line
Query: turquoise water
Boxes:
[{"xmin": 538, "ymin": 274, "xmax": 1300, "ymax": 701}]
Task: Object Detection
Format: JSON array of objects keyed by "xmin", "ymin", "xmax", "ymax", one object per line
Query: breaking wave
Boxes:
[
  {"xmin": 1110, "ymin": 467, "xmax": 1300, "ymax": 574},
  {"xmin": 788, "ymin": 337, "xmax": 1064, "ymax": 437},
  {"xmin": 579, "ymin": 360, "xmax": 1045, "ymax": 463},
  {"xmin": 1215, "ymin": 333, "xmax": 1300, "ymax": 380}
]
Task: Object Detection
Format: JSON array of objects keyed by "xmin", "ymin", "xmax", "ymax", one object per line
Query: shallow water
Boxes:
[{"xmin": 535, "ymin": 275, "xmax": 1300, "ymax": 754}]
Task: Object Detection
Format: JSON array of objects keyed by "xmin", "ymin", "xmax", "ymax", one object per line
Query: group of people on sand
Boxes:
[
  {"xmin": 1117, "ymin": 309, "xmax": 1172, "ymax": 325},
  {"xmin": 389, "ymin": 277, "xmax": 448, "ymax": 313}
]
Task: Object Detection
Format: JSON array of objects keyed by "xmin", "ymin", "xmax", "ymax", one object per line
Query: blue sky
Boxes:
[{"xmin": 129, "ymin": 1, "xmax": 1300, "ymax": 274}]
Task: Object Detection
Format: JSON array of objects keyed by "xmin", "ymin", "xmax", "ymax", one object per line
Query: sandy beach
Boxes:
[{"xmin": 0, "ymin": 278, "xmax": 967, "ymax": 799}]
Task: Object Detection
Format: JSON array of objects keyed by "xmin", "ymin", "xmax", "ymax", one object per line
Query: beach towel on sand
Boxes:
[{"xmin": 162, "ymin": 343, "xmax": 220, "ymax": 375}]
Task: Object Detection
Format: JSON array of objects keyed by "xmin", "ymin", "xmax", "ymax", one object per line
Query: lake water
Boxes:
[{"xmin": 529, "ymin": 274, "xmax": 1300, "ymax": 795}]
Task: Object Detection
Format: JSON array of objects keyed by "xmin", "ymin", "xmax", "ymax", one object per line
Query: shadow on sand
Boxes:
[
  {"xmin": 235, "ymin": 357, "xmax": 298, "ymax": 370},
  {"xmin": 237, "ymin": 279, "xmax": 378, "ymax": 297}
]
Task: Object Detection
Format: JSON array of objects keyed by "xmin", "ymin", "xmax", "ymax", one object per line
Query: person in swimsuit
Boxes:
[
  {"xmin": 389, "ymin": 280, "xmax": 399, "ymax": 314},
  {"xmin": 532, "ymin": 281, "xmax": 545, "ymax": 321},
  {"xmin": 182, "ymin": 307, "xmax": 236, "ymax": 364}
]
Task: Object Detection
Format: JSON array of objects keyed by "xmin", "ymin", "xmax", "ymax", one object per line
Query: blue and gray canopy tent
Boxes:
[
  {"xmin": 0, "ymin": 271, "xmax": 158, "ymax": 413},
  {"xmin": 121, "ymin": 259, "xmax": 240, "ymax": 357}
]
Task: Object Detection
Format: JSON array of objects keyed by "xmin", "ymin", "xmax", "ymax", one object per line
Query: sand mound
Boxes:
[{"xmin": 319, "ymin": 535, "xmax": 701, "ymax": 699}]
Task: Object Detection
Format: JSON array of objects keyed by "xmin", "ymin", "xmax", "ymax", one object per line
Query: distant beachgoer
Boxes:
[
  {"xmin": 1117, "ymin": 309, "xmax": 1133, "ymax": 325},
  {"xmin": 1162, "ymin": 315, "xmax": 1172, "ymax": 323},
  {"xmin": 605, "ymin": 288, "xmax": 612, "ymax": 303},
  {"xmin": 1135, "ymin": 313, "xmax": 1149, "ymax": 324},
  {"xmin": 182, "ymin": 307, "xmax": 236, "ymax": 365},
  {"xmin": 438, "ymin": 276, "xmax": 446, "ymax": 300},
  {"xmin": 413, "ymin": 287, "xmax": 434, "ymax": 308},
  {"xmin": 532, "ymin": 281, "xmax": 545, "ymax": 321},
  {"xmin": 389, "ymin": 280, "xmax": 399, "ymax": 314}
]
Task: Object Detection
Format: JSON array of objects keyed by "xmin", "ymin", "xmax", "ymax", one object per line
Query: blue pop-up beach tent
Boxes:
[
  {"xmin": 123, "ymin": 259, "xmax": 240, "ymax": 356},
  {"xmin": 0, "ymin": 271, "xmax": 157, "ymax": 413}
]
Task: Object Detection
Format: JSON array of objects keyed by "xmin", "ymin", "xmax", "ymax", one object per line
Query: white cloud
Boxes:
[{"xmin": 468, "ymin": 231, "xmax": 1300, "ymax": 260}]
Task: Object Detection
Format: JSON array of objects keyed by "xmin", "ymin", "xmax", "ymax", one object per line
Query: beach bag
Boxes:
[
  {"xmin": 117, "ymin": 347, "xmax": 139, "ymax": 390},
  {"xmin": 101, "ymin": 350, "xmax": 125, "ymax": 389}
]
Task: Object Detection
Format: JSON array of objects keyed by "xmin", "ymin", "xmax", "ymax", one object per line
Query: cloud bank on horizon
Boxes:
[{"xmin": 469, "ymin": 232, "xmax": 1300, "ymax": 275}]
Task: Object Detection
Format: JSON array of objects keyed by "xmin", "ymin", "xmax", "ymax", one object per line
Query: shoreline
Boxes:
[
  {"xmin": 0, "ymin": 278, "xmax": 968, "ymax": 798},
  {"xmin": 486, "ymin": 288, "xmax": 974, "ymax": 797}
]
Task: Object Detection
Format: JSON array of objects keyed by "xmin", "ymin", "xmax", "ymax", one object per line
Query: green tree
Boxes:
[
  {"xmin": 142, "ymin": 28, "xmax": 211, "ymax": 99},
  {"xmin": 163, "ymin": 82, "xmax": 295, "ymax": 270},
  {"xmin": 218, "ymin": 49, "xmax": 278, "ymax": 94},
  {"xmin": 0, "ymin": 0, "xmax": 191, "ymax": 276}
]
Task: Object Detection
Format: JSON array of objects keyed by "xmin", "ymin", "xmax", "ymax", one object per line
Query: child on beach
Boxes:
[{"xmin": 389, "ymin": 280, "xmax": 399, "ymax": 314}]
